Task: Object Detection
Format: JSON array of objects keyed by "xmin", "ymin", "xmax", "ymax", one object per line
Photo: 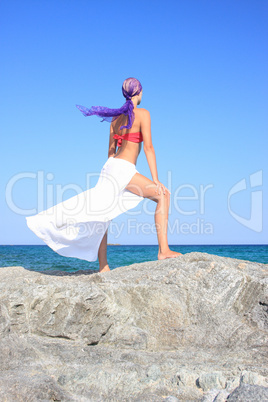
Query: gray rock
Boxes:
[
  {"xmin": 0, "ymin": 252, "xmax": 267, "ymax": 401},
  {"xmin": 227, "ymin": 383, "xmax": 268, "ymax": 401},
  {"xmin": 200, "ymin": 388, "xmax": 223, "ymax": 402},
  {"xmin": 200, "ymin": 388, "xmax": 231, "ymax": 402},
  {"xmin": 214, "ymin": 389, "xmax": 231, "ymax": 402},
  {"xmin": 176, "ymin": 368, "xmax": 199, "ymax": 388},
  {"xmin": 197, "ymin": 372, "xmax": 226, "ymax": 391},
  {"xmin": 240, "ymin": 369, "xmax": 267, "ymax": 386}
]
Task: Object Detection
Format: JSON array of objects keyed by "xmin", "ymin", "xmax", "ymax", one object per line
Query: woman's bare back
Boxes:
[{"xmin": 111, "ymin": 108, "xmax": 145, "ymax": 165}]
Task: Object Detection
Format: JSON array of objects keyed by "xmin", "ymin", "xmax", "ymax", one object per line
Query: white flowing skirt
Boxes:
[{"xmin": 26, "ymin": 157, "xmax": 144, "ymax": 262}]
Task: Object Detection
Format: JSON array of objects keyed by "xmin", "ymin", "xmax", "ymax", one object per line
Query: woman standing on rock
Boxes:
[{"xmin": 26, "ymin": 78, "xmax": 181, "ymax": 272}]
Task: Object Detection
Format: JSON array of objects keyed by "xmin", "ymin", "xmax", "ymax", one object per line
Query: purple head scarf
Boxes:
[{"xmin": 76, "ymin": 77, "xmax": 142, "ymax": 130}]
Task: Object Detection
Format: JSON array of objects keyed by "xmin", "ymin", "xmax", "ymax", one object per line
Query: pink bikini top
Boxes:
[{"xmin": 113, "ymin": 132, "xmax": 143, "ymax": 147}]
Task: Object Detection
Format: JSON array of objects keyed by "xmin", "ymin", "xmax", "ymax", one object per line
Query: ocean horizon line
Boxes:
[{"xmin": 1, "ymin": 244, "xmax": 267, "ymax": 247}]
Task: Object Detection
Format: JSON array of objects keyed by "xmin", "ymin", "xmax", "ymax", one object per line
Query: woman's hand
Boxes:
[{"xmin": 153, "ymin": 179, "xmax": 171, "ymax": 195}]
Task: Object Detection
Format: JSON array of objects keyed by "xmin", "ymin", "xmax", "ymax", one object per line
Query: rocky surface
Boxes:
[{"xmin": 0, "ymin": 252, "xmax": 267, "ymax": 401}]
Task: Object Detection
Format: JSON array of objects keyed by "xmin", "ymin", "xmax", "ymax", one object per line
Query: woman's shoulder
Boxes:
[
  {"xmin": 136, "ymin": 107, "xmax": 149, "ymax": 112},
  {"xmin": 135, "ymin": 108, "xmax": 150, "ymax": 130},
  {"xmin": 136, "ymin": 107, "xmax": 150, "ymax": 117}
]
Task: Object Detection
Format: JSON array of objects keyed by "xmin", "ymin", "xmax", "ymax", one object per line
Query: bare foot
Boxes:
[
  {"xmin": 99, "ymin": 264, "xmax": 111, "ymax": 273},
  {"xmin": 158, "ymin": 249, "xmax": 182, "ymax": 260}
]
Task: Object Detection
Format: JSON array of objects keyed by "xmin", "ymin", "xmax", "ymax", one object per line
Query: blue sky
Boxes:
[{"xmin": 1, "ymin": 0, "xmax": 267, "ymax": 245}]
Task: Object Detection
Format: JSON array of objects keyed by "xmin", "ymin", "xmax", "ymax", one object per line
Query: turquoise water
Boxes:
[{"xmin": 0, "ymin": 244, "xmax": 267, "ymax": 273}]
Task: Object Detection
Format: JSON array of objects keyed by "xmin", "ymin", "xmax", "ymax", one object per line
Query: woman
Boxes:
[{"xmin": 26, "ymin": 78, "xmax": 181, "ymax": 273}]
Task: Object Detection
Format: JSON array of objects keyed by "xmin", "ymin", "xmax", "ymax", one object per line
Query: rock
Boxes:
[
  {"xmin": 197, "ymin": 372, "xmax": 226, "ymax": 391},
  {"xmin": 225, "ymin": 376, "xmax": 240, "ymax": 392},
  {"xmin": 176, "ymin": 368, "xmax": 199, "ymax": 388},
  {"xmin": 240, "ymin": 369, "xmax": 267, "ymax": 386},
  {"xmin": 200, "ymin": 388, "xmax": 232, "ymax": 402},
  {"xmin": 0, "ymin": 372, "xmax": 74, "ymax": 401},
  {"xmin": 0, "ymin": 252, "xmax": 267, "ymax": 401},
  {"xmin": 226, "ymin": 383, "xmax": 268, "ymax": 401},
  {"xmin": 200, "ymin": 388, "xmax": 223, "ymax": 402},
  {"xmin": 214, "ymin": 389, "xmax": 231, "ymax": 402}
]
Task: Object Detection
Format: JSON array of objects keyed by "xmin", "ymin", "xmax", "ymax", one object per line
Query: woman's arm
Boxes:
[
  {"xmin": 108, "ymin": 123, "xmax": 117, "ymax": 158},
  {"xmin": 141, "ymin": 110, "xmax": 158, "ymax": 182}
]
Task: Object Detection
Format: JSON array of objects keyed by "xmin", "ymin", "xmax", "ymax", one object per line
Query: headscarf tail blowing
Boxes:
[{"xmin": 76, "ymin": 77, "xmax": 143, "ymax": 131}]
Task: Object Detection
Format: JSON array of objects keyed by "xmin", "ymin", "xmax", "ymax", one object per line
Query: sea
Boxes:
[{"xmin": 0, "ymin": 244, "xmax": 267, "ymax": 273}]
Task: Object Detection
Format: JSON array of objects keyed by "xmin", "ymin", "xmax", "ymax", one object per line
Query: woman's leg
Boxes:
[
  {"xmin": 126, "ymin": 173, "xmax": 182, "ymax": 259},
  {"xmin": 98, "ymin": 229, "xmax": 111, "ymax": 272}
]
